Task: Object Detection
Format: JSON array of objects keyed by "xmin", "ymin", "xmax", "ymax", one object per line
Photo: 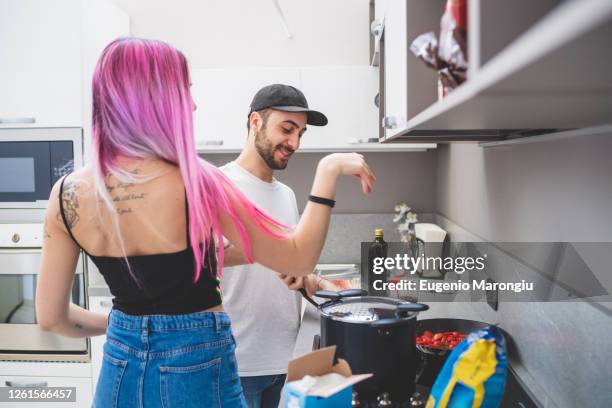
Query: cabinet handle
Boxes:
[
  {"xmin": 5, "ymin": 381, "xmax": 48, "ymax": 387},
  {"xmin": 347, "ymin": 138, "xmax": 379, "ymax": 144},
  {"xmin": 99, "ymin": 300, "xmax": 113, "ymax": 308},
  {"xmin": 382, "ymin": 116, "xmax": 404, "ymax": 130},
  {"xmin": 202, "ymin": 140, "xmax": 224, "ymax": 146},
  {"xmin": 370, "ymin": 19, "xmax": 383, "ymax": 37},
  {"xmin": 0, "ymin": 117, "xmax": 36, "ymax": 124}
]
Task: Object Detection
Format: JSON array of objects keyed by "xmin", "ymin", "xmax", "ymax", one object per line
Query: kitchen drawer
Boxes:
[{"xmin": 0, "ymin": 376, "xmax": 91, "ymax": 408}]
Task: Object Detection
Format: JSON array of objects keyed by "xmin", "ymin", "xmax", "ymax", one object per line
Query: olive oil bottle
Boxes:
[{"xmin": 362, "ymin": 228, "xmax": 388, "ymax": 296}]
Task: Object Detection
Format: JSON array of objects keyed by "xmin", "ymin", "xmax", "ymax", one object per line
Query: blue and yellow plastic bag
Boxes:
[{"xmin": 426, "ymin": 325, "xmax": 507, "ymax": 408}]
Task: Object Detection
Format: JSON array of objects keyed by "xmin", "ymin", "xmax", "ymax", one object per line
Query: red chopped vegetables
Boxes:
[{"xmin": 417, "ymin": 330, "xmax": 466, "ymax": 350}]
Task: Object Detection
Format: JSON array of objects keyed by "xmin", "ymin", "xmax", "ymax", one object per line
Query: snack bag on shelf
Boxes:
[
  {"xmin": 410, "ymin": 0, "xmax": 468, "ymax": 98},
  {"xmin": 439, "ymin": 0, "xmax": 468, "ymax": 72}
]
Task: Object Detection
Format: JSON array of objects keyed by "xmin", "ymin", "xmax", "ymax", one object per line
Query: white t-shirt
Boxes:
[{"xmin": 219, "ymin": 161, "xmax": 302, "ymax": 376}]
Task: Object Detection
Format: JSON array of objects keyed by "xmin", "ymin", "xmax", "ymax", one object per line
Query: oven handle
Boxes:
[
  {"xmin": 0, "ymin": 248, "xmax": 84, "ymax": 275},
  {"xmin": 0, "ymin": 248, "xmax": 42, "ymax": 254},
  {"xmin": 5, "ymin": 380, "xmax": 48, "ymax": 387}
]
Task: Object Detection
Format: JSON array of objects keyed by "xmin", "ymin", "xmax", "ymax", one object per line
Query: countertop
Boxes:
[
  {"xmin": 292, "ymin": 302, "xmax": 321, "ymax": 358},
  {"xmin": 88, "ymin": 285, "xmax": 113, "ymax": 297}
]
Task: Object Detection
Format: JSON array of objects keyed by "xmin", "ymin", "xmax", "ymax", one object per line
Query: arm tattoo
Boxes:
[
  {"xmin": 57, "ymin": 181, "xmax": 80, "ymax": 228},
  {"xmin": 43, "ymin": 219, "xmax": 51, "ymax": 239},
  {"xmin": 74, "ymin": 323, "xmax": 84, "ymax": 330}
]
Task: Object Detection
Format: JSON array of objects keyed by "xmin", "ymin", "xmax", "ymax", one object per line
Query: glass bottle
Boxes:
[{"xmin": 366, "ymin": 228, "xmax": 388, "ymax": 297}]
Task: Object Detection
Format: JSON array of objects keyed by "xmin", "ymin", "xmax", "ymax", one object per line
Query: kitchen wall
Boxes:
[
  {"xmin": 205, "ymin": 151, "xmax": 437, "ymax": 214},
  {"xmin": 205, "ymin": 151, "xmax": 437, "ymax": 265},
  {"xmin": 435, "ymin": 131, "xmax": 612, "ymax": 408},
  {"xmin": 437, "ymin": 133, "xmax": 612, "ymax": 242}
]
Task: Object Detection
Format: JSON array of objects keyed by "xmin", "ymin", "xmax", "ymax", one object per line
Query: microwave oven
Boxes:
[{"xmin": 0, "ymin": 127, "xmax": 84, "ymax": 209}]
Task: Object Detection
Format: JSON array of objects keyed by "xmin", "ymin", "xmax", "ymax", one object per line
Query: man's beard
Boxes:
[{"xmin": 254, "ymin": 128, "xmax": 294, "ymax": 170}]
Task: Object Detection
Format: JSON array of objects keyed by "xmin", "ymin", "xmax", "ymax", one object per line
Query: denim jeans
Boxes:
[
  {"xmin": 93, "ymin": 308, "xmax": 247, "ymax": 408},
  {"xmin": 240, "ymin": 374, "xmax": 286, "ymax": 408}
]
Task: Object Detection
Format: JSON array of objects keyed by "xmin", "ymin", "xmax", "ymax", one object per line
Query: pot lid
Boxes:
[{"xmin": 319, "ymin": 296, "xmax": 418, "ymax": 323}]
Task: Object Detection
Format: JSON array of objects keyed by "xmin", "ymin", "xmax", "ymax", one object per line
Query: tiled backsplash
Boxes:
[{"xmin": 318, "ymin": 212, "xmax": 435, "ymax": 264}]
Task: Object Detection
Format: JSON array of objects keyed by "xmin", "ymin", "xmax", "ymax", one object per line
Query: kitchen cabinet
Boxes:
[
  {"xmin": 79, "ymin": 0, "xmax": 131, "ymax": 155},
  {"xmin": 298, "ymin": 66, "xmax": 379, "ymax": 149},
  {"xmin": 191, "ymin": 67, "xmax": 301, "ymax": 152},
  {"xmin": 0, "ymin": 376, "xmax": 92, "ymax": 408},
  {"xmin": 379, "ymin": 0, "xmax": 408, "ymax": 139},
  {"xmin": 193, "ymin": 66, "xmax": 436, "ymax": 153},
  {"xmin": 0, "ymin": 363, "xmax": 92, "ymax": 408},
  {"xmin": 88, "ymin": 296, "xmax": 113, "ymax": 395},
  {"xmin": 0, "ymin": 0, "xmax": 82, "ymax": 127},
  {"xmin": 374, "ymin": 0, "xmax": 612, "ymax": 142},
  {"xmin": 384, "ymin": 1, "xmax": 445, "ymax": 139},
  {"xmin": 0, "ymin": 0, "xmax": 129, "ymax": 130}
]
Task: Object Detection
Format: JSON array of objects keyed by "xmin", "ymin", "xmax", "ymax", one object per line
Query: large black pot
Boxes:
[
  {"xmin": 303, "ymin": 289, "xmax": 429, "ymax": 402},
  {"xmin": 415, "ymin": 318, "xmax": 511, "ymax": 387}
]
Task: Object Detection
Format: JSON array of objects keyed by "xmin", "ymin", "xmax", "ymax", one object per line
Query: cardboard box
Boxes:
[{"xmin": 284, "ymin": 346, "xmax": 372, "ymax": 408}]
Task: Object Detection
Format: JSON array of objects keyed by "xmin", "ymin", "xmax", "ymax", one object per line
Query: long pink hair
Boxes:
[{"xmin": 91, "ymin": 37, "xmax": 285, "ymax": 281}]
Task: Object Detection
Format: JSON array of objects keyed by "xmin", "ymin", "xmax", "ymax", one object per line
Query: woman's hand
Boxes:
[{"xmin": 317, "ymin": 153, "xmax": 376, "ymax": 194}]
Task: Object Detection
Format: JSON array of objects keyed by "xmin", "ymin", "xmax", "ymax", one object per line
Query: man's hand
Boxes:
[
  {"xmin": 277, "ymin": 273, "xmax": 340, "ymax": 297},
  {"xmin": 223, "ymin": 243, "xmax": 249, "ymax": 267},
  {"xmin": 278, "ymin": 274, "xmax": 304, "ymax": 291}
]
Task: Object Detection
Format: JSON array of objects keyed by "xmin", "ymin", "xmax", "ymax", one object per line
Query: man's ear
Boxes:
[{"xmin": 249, "ymin": 111, "xmax": 262, "ymax": 134}]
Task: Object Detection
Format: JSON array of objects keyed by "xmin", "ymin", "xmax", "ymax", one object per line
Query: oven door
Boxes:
[
  {"xmin": 0, "ymin": 127, "xmax": 83, "ymax": 209},
  {"xmin": 0, "ymin": 247, "xmax": 89, "ymax": 362}
]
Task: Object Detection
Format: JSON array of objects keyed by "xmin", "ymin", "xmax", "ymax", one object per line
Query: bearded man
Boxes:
[{"xmin": 219, "ymin": 84, "xmax": 337, "ymax": 408}]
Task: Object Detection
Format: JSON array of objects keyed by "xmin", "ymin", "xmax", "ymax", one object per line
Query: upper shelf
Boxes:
[
  {"xmin": 383, "ymin": 0, "xmax": 612, "ymax": 142},
  {"xmin": 197, "ymin": 142, "xmax": 436, "ymax": 154}
]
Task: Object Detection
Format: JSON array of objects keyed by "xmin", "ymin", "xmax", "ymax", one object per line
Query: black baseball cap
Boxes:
[{"xmin": 249, "ymin": 84, "xmax": 328, "ymax": 126}]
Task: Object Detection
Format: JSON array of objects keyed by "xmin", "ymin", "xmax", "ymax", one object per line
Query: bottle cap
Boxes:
[{"xmin": 374, "ymin": 228, "xmax": 384, "ymax": 237}]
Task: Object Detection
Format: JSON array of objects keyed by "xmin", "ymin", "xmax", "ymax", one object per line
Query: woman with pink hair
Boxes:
[{"xmin": 35, "ymin": 37, "xmax": 375, "ymax": 407}]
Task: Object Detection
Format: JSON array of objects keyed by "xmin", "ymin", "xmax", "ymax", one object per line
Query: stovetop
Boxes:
[{"xmin": 351, "ymin": 368, "xmax": 540, "ymax": 408}]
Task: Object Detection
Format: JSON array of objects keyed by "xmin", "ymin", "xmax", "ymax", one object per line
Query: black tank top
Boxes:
[{"xmin": 58, "ymin": 175, "xmax": 222, "ymax": 315}]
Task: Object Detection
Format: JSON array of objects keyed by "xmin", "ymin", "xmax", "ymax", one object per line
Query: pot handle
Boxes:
[
  {"xmin": 314, "ymin": 289, "xmax": 367, "ymax": 301},
  {"xmin": 339, "ymin": 289, "xmax": 368, "ymax": 297},
  {"xmin": 397, "ymin": 303, "xmax": 429, "ymax": 317},
  {"xmin": 298, "ymin": 288, "xmax": 320, "ymax": 308},
  {"xmin": 370, "ymin": 318, "xmax": 413, "ymax": 328},
  {"xmin": 370, "ymin": 303, "xmax": 429, "ymax": 328}
]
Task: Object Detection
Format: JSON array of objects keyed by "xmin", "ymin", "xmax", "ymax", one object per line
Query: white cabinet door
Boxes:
[
  {"xmin": 88, "ymin": 296, "xmax": 113, "ymax": 395},
  {"xmin": 298, "ymin": 66, "xmax": 379, "ymax": 149},
  {"xmin": 375, "ymin": 0, "xmax": 388, "ymax": 21},
  {"xmin": 80, "ymin": 0, "xmax": 130, "ymax": 154},
  {"xmin": 0, "ymin": 376, "xmax": 92, "ymax": 408},
  {"xmin": 191, "ymin": 68, "xmax": 301, "ymax": 152},
  {"xmin": 0, "ymin": 0, "xmax": 82, "ymax": 127},
  {"xmin": 382, "ymin": 0, "xmax": 408, "ymax": 138}
]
